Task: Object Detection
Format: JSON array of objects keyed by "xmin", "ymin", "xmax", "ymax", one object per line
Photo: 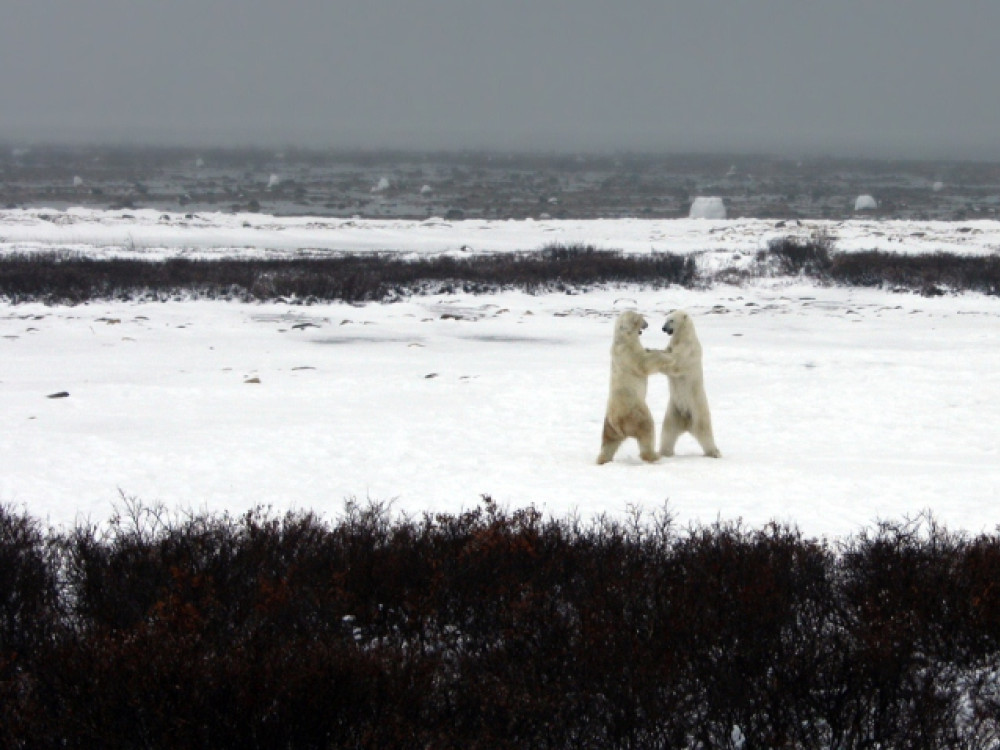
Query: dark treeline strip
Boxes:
[
  {"xmin": 0, "ymin": 247, "xmax": 696, "ymax": 304},
  {"xmin": 767, "ymin": 236, "xmax": 1000, "ymax": 296},
  {"xmin": 2, "ymin": 241, "xmax": 998, "ymax": 304},
  {"xmin": 830, "ymin": 250, "xmax": 1000, "ymax": 296},
  {"xmin": 4, "ymin": 499, "xmax": 1000, "ymax": 747}
]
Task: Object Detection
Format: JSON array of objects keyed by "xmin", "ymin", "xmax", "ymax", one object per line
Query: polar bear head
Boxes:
[
  {"xmin": 615, "ymin": 310, "xmax": 648, "ymax": 341},
  {"xmin": 662, "ymin": 309, "xmax": 692, "ymax": 337}
]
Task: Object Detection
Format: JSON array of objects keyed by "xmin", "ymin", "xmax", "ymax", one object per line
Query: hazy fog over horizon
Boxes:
[{"xmin": 2, "ymin": 1, "xmax": 999, "ymax": 160}]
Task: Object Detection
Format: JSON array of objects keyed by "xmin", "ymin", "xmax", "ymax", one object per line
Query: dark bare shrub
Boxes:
[
  {"xmin": 765, "ymin": 234, "xmax": 833, "ymax": 276},
  {"xmin": 0, "ymin": 505, "xmax": 60, "ymax": 747},
  {"xmin": 6, "ymin": 501, "xmax": 1000, "ymax": 746}
]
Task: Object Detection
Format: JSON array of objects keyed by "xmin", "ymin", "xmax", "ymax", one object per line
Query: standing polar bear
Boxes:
[
  {"xmin": 597, "ymin": 311, "xmax": 675, "ymax": 464},
  {"xmin": 657, "ymin": 309, "xmax": 721, "ymax": 458}
]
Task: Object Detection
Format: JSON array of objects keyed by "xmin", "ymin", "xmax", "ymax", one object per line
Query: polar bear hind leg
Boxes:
[
  {"xmin": 660, "ymin": 405, "xmax": 721, "ymax": 458},
  {"xmin": 691, "ymin": 411, "xmax": 721, "ymax": 458},
  {"xmin": 631, "ymin": 409, "xmax": 660, "ymax": 462},
  {"xmin": 597, "ymin": 418, "xmax": 624, "ymax": 464},
  {"xmin": 598, "ymin": 409, "xmax": 659, "ymax": 464},
  {"xmin": 659, "ymin": 403, "xmax": 689, "ymax": 457}
]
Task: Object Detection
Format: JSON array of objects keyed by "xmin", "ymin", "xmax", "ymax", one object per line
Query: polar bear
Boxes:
[
  {"xmin": 597, "ymin": 311, "xmax": 675, "ymax": 464},
  {"xmin": 657, "ymin": 309, "xmax": 721, "ymax": 458}
]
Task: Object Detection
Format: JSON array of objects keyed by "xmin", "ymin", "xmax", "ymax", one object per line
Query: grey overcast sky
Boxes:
[{"xmin": 2, "ymin": 0, "xmax": 998, "ymax": 158}]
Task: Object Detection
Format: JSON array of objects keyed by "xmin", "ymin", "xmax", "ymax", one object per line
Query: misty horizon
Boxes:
[
  {"xmin": 5, "ymin": 126, "xmax": 998, "ymax": 164},
  {"xmin": 2, "ymin": 2, "xmax": 999, "ymax": 161}
]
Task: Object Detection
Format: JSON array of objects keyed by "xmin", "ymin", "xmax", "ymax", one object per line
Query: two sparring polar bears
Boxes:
[{"xmin": 597, "ymin": 309, "xmax": 720, "ymax": 464}]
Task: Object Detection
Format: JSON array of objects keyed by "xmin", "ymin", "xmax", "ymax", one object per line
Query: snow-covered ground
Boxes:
[
  {"xmin": 2, "ymin": 210, "xmax": 999, "ymax": 538},
  {"xmin": 3, "ymin": 207, "xmax": 1000, "ymax": 260}
]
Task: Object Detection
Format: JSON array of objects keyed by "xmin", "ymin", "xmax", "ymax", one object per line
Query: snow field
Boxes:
[
  {"xmin": 3, "ymin": 208, "xmax": 1000, "ymax": 260},
  {"xmin": 2, "ymin": 282, "xmax": 998, "ymax": 539}
]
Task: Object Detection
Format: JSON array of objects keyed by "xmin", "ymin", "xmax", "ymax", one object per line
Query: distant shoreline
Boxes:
[{"xmin": 3, "ymin": 145, "xmax": 998, "ymax": 222}]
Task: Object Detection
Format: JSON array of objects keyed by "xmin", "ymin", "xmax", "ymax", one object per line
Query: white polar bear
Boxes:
[
  {"xmin": 597, "ymin": 311, "xmax": 675, "ymax": 464},
  {"xmin": 657, "ymin": 309, "xmax": 721, "ymax": 458}
]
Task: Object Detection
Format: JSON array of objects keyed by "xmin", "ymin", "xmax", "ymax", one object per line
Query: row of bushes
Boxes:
[
  {"xmin": 1, "ymin": 241, "xmax": 998, "ymax": 304},
  {"xmin": 4, "ymin": 498, "xmax": 1000, "ymax": 747},
  {"xmin": 766, "ymin": 236, "xmax": 1000, "ymax": 296},
  {"xmin": 0, "ymin": 246, "xmax": 696, "ymax": 304}
]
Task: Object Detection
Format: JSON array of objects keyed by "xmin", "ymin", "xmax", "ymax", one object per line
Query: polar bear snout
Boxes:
[{"xmin": 662, "ymin": 310, "xmax": 688, "ymax": 336}]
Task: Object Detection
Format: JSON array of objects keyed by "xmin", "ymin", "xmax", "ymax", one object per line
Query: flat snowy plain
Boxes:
[{"xmin": 2, "ymin": 209, "xmax": 998, "ymax": 538}]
